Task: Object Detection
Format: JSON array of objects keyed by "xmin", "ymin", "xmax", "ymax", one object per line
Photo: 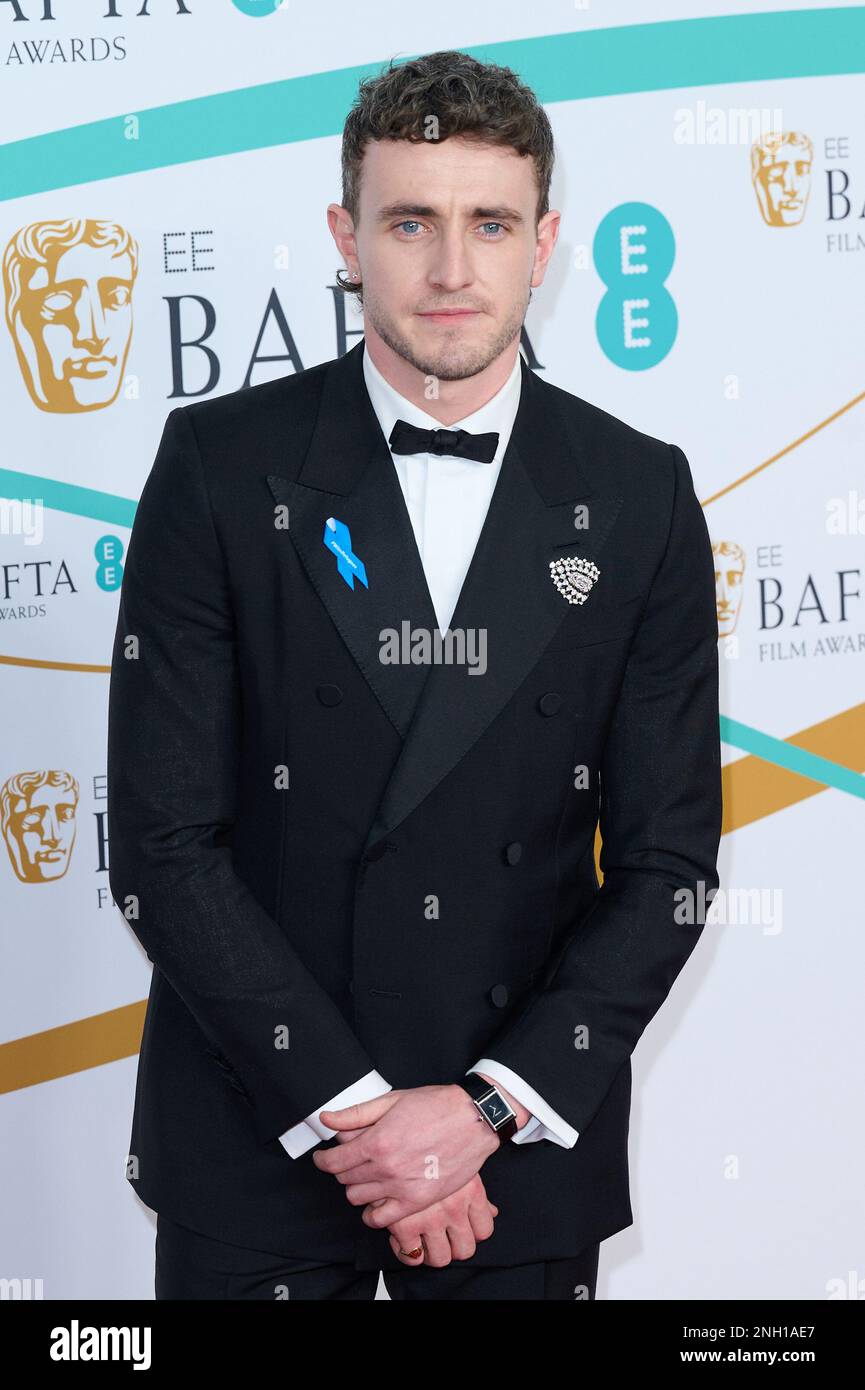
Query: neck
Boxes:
[{"xmin": 363, "ymin": 323, "xmax": 520, "ymax": 425}]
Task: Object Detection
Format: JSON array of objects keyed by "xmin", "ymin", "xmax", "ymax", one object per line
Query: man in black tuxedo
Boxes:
[{"xmin": 107, "ymin": 49, "xmax": 721, "ymax": 1301}]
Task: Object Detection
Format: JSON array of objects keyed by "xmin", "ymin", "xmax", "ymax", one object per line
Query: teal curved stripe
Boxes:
[
  {"xmin": 1, "ymin": 465, "xmax": 862, "ymax": 801},
  {"xmin": 0, "ymin": 468, "xmax": 136, "ymax": 528},
  {"xmin": 720, "ymin": 714, "xmax": 865, "ymax": 799},
  {"xmin": 1, "ymin": 7, "xmax": 863, "ymax": 199}
]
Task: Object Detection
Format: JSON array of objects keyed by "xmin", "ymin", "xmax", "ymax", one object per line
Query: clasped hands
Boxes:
[{"xmin": 311, "ymin": 1077, "xmax": 529, "ymax": 1268}]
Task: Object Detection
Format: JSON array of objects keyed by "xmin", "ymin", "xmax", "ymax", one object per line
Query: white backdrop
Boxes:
[{"xmin": 1, "ymin": 0, "xmax": 863, "ymax": 1300}]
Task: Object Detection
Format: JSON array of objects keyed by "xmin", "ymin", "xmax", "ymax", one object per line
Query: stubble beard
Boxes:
[{"xmin": 361, "ymin": 286, "xmax": 530, "ymax": 381}]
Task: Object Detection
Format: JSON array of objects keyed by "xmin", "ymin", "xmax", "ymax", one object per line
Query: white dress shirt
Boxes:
[{"xmin": 278, "ymin": 343, "xmax": 579, "ymax": 1159}]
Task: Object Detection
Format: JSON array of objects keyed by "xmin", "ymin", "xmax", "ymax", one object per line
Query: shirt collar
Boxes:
[{"xmin": 362, "ymin": 339, "xmax": 523, "ymax": 464}]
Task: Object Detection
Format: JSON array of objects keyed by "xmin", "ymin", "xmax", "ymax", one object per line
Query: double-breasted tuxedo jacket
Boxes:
[{"xmin": 107, "ymin": 337, "xmax": 722, "ymax": 1272}]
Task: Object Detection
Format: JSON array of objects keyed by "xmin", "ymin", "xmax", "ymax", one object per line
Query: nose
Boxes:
[{"xmin": 427, "ymin": 226, "xmax": 474, "ymax": 294}]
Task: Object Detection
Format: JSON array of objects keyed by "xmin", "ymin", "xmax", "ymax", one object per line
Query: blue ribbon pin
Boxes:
[{"xmin": 323, "ymin": 517, "xmax": 368, "ymax": 590}]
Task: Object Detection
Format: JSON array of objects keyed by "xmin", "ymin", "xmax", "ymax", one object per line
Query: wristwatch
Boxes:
[{"xmin": 458, "ymin": 1072, "xmax": 518, "ymax": 1143}]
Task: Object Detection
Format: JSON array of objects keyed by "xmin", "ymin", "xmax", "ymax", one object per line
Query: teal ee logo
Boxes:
[
  {"xmin": 95, "ymin": 535, "xmax": 123, "ymax": 592},
  {"xmin": 230, "ymin": 0, "xmax": 283, "ymax": 15},
  {"xmin": 594, "ymin": 202, "xmax": 677, "ymax": 370}
]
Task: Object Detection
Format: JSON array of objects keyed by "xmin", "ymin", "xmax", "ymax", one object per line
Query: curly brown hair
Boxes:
[{"xmin": 336, "ymin": 49, "xmax": 555, "ymax": 301}]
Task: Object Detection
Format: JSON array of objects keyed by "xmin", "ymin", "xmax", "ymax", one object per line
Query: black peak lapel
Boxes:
[
  {"xmin": 266, "ymin": 341, "xmax": 440, "ymax": 738},
  {"xmin": 363, "ymin": 354, "xmax": 624, "ymax": 850}
]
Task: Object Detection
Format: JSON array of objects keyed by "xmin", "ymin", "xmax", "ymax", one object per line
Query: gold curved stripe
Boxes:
[
  {"xmin": 1, "ymin": 702, "xmax": 861, "ymax": 1097},
  {"xmin": 0, "ymin": 653, "xmax": 111, "ymax": 673},
  {"xmin": 0, "ymin": 1001, "xmax": 145, "ymax": 1094},
  {"xmin": 701, "ymin": 389, "xmax": 865, "ymax": 507},
  {"xmin": 718, "ymin": 702, "xmax": 865, "ymax": 833},
  {"xmin": 593, "ymin": 702, "xmax": 864, "ymax": 876}
]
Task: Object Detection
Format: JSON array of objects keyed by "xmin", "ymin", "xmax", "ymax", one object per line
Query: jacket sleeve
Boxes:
[
  {"xmin": 107, "ymin": 406, "xmax": 378, "ymax": 1147},
  {"xmin": 482, "ymin": 442, "xmax": 722, "ymax": 1137}
]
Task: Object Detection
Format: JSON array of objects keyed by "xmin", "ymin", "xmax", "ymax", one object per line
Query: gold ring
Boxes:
[{"xmin": 399, "ymin": 1245, "xmax": 423, "ymax": 1259}]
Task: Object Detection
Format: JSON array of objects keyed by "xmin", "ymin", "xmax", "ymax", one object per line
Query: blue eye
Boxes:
[
  {"xmin": 481, "ymin": 223, "xmax": 505, "ymax": 236},
  {"xmin": 397, "ymin": 221, "xmax": 422, "ymax": 235}
]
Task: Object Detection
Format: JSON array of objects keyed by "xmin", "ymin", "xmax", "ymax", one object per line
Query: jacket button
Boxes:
[
  {"xmin": 316, "ymin": 684, "xmax": 343, "ymax": 706},
  {"xmin": 538, "ymin": 691, "xmax": 562, "ymax": 716},
  {"xmin": 504, "ymin": 841, "xmax": 522, "ymax": 865},
  {"xmin": 489, "ymin": 984, "xmax": 509, "ymax": 1008}
]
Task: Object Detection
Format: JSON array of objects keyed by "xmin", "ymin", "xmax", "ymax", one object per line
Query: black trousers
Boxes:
[{"xmin": 154, "ymin": 1213, "xmax": 600, "ymax": 1301}]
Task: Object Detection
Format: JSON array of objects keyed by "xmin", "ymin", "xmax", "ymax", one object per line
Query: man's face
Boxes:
[{"xmin": 342, "ymin": 135, "xmax": 557, "ymax": 380}]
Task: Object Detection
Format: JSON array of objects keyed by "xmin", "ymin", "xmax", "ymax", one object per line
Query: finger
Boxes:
[
  {"xmin": 445, "ymin": 1222, "xmax": 477, "ymax": 1262},
  {"xmin": 363, "ymin": 1197, "xmax": 391, "ymax": 1222},
  {"xmin": 360, "ymin": 1195, "xmax": 413, "ymax": 1226},
  {"xmin": 420, "ymin": 1225, "xmax": 452, "ymax": 1269},
  {"xmin": 317, "ymin": 1159, "xmax": 378, "ymax": 1188},
  {"xmin": 318, "ymin": 1093, "xmax": 399, "ymax": 1129},
  {"xmin": 468, "ymin": 1199, "xmax": 496, "ymax": 1243},
  {"xmin": 335, "ymin": 1125, "xmax": 372, "ymax": 1144},
  {"xmin": 346, "ymin": 1181, "xmax": 391, "ymax": 1208},
  {"xmin": 356, "ymin": 1183, "xmax": 439, "ymax": 1222},
  {"xmin": 311, "ymin": 1138, "xmax": 373, "ymax": 1174},
  {"xmin": 388, "ymin": 1231, "xmax": 425, "ymax": 1267}
]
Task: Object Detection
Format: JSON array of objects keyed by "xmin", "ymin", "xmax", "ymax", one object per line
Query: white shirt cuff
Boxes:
[
  {"xmin": 470, "ymin": 1058, "xmax": 579, "ymax": 1148},
  {"xmin": 278, "ymin": 1069, "xmax": 392, "ymax": 1159}
]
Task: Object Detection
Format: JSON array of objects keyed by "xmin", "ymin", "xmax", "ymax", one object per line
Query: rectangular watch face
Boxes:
[{"xmin": 480, "ymin": 1094, "xmax": 514, "ymax": 1127}]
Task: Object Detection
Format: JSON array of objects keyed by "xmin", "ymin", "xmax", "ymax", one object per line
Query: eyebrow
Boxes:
[{"xmin": 374, "ymin": 203, "xmax": 525, "ymax": 224}]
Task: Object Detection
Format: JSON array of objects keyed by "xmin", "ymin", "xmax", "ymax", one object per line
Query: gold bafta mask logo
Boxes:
[
  {"xmin": 3, "ymin": 219, "xmax": 139, "ymax": 413},
  {"xmin": 751, "ymin": 131, "xmax": 813, "ymax": 226},
  {"xmin": 2, "ymin": 770, "xmax": 79, "ymax": 883},
  {"xmin": 713, "ymin": 541, "xmax": 746, "ymax": 638}
]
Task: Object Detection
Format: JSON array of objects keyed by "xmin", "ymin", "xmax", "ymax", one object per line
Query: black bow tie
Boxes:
[{"xmin": 388, "ymin": 418, "xmax": 499, "ymax": 465}]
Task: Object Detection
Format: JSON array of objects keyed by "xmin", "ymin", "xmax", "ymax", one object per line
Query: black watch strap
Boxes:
[{"xmin": 458, "ymin": 1072, "xmax": 518, "ymax": 1142}]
